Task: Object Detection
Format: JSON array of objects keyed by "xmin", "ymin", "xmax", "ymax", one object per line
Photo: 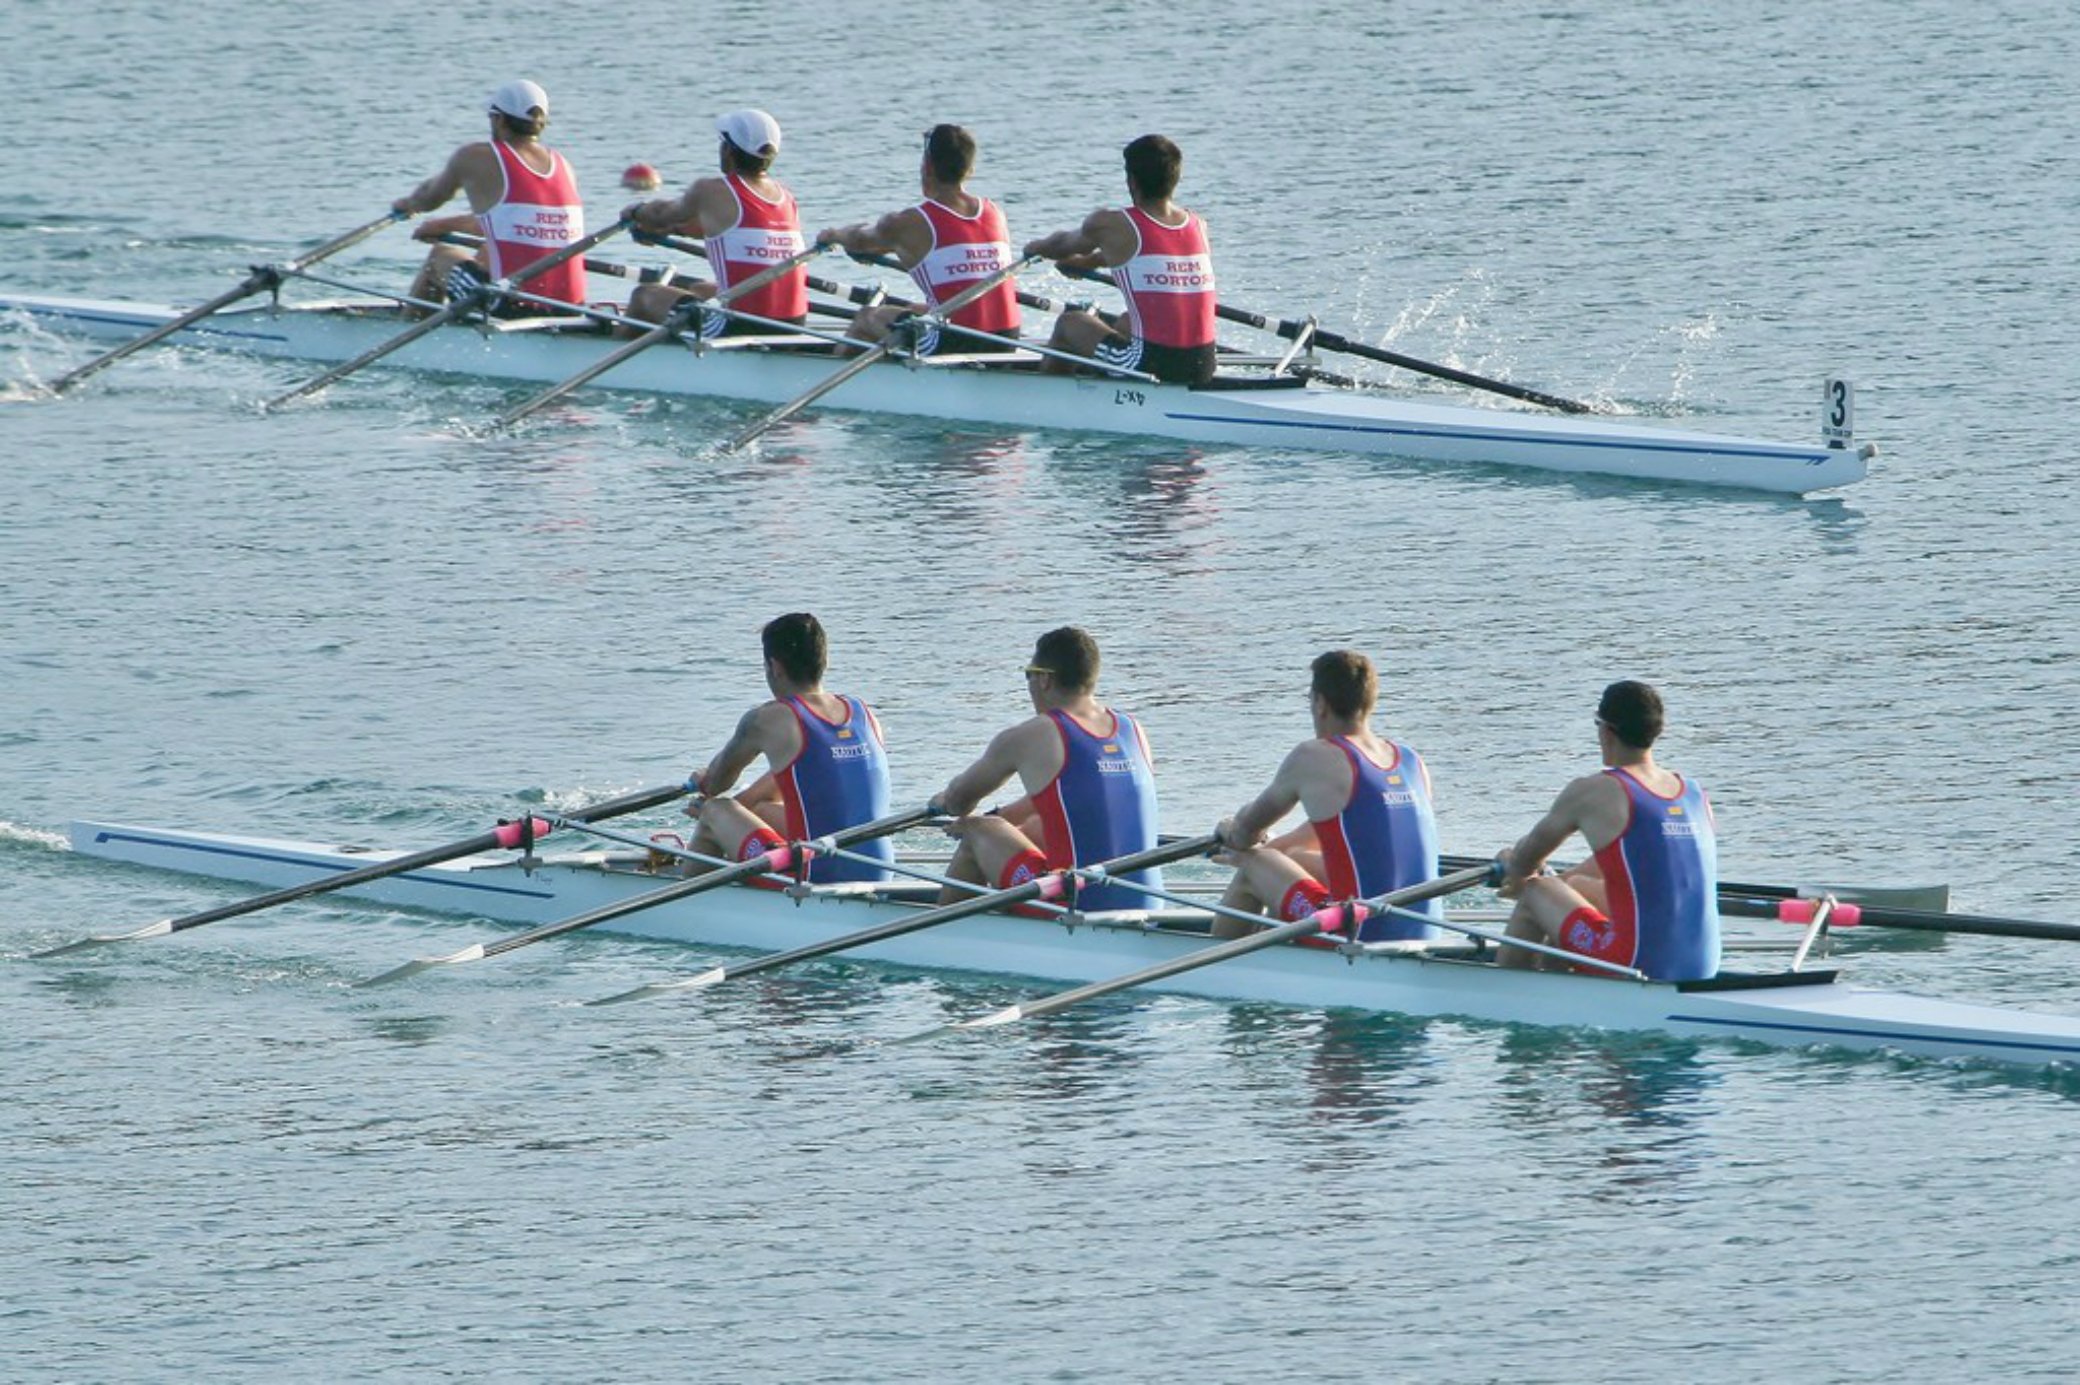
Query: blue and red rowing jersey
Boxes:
[
  {"xmin": 774, "ymin": 694, "xmax": 891, "ymax": 884},
  {"xmin": 1588, "ymin": 768, "xmax": 1720, "ymax": 981},
  {"xmin": 1311, "ymin": 737, "xmax": 1441, "ymax": 942},
  {"xmin": 1031, "ymin": 708, "xmax": 1161, "ymax": 912}
]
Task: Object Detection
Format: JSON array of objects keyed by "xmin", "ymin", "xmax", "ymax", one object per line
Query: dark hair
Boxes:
[
  {"xmin": 722, "ymin": 139, "xmax": 775, "ymax": 176},
  {"xmin": 1122, "ymin": 134, "xmax": 1183, "ymax": 200},
  {"xmin": 1310, "ymin": 650, "xmax": 1377, "ymax": 720},
  {"xmin": 762, "ymin": 613, "xmax": 828, "ymax": 684},
  {"xmin": 1031, "ymin": 626, "xmax": 1100, "ymax": 693},
  {"xmin": 494, "ymin": 111, "xmax": 547, "ymax": 141},
  {"xmin": 1597, "ymin": 680, "xmax": 1665, "ymax": 750},
  {"xmin": 923, "ymin": 124, "xmax": 976, "ymax": 184}
]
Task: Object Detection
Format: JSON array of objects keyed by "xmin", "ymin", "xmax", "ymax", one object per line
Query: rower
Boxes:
[
  {"xmin": 1022, "ymin": 134, "xmax": 1217, "ymax": 386},
  {"xmin": 621, "ymin": 109, "xmax": 809, "ymax": 335},
  {"xmin": 684, "ymin": 613, "xmax": 894, "ymax": 884},
  {"xmin": 1214, "ymin": 651, "xmax": 1443, "ymax": 942},
  {"xmin": 391, "ymin": 80, "xmax": 588, "ymax": 316},
  {"xmin": 1496, "ymin": 680, "xmax": 1722, "ymax": 981},
  {"xmin": 813, "ymin": 124, "xmax": 1022, "ymax": 355},
  {"xmin": 930, "ymin": 627, "xmax": 1163, "ymax": 911}
]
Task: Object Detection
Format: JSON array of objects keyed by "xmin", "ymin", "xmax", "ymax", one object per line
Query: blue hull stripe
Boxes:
[
  {"xmin": 1162, "ymin": 409, "xmax": 1826, "ymax": 465},
  {"xmin": 1668, "ymin": 1011, "xmax": 2080, "ymax": 1057}
]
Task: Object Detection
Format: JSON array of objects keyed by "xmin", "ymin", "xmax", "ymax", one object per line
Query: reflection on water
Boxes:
[{"xmin": 1490, "ymin": 1028, "xmax": 1719, "ymax": 1200}]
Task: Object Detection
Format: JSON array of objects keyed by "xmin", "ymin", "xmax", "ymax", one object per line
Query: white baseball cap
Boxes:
[
  {"xmin": 716, "ymin": 109, "xmax": 782, "ymax": 158},
  {"xmin": 488, "ymin": 80, "xmax": 549, "ymax": 119}
]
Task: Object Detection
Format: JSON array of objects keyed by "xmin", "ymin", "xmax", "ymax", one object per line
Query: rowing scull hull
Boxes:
[
  {"xmin": 0, "ymin": 293, "xmax": 1870, "ymax": 494},
  {"xmin": 64, "ymin": 820, "xmax": 2080, "ymax": 1068}
]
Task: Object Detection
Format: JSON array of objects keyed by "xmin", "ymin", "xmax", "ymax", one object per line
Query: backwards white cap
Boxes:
[
  {"xmin": 488, "ymin": 80, "xmax": 549, "ymax": 119},
  {"xmin": 716, "ymin": 109, "xmax": 782, "ymax": 158}
]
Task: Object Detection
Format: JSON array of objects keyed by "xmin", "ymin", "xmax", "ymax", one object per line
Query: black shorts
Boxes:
[{"xmin": 1094, "ymin": 335, "xmax": 1217, "ymax": 385}]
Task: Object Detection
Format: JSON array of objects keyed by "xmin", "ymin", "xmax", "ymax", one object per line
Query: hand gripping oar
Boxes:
[
  {"xmin": 720, "ymin": 255, "xmax": 1039, "ymax": 453},
  {"xmin": 586, "ymin": 831, "xmax": 1221, "ymax": 1006},
  {"xmin": 354, "ymin": 803, "xmax": 937, "ymax": 987},
  {"xmin": 944, "ymin": 862, "xmax": 1496, "ymax": 1032},
  {"xmin": 1048, "ymin": 263, "xmax": 1594, "ymax": 414},
  {"xmin": 45, "ymin": 211, "xmax": 406, "ymax": 395},
  {"xmin": 35, "ymin": 781, "xmax": 688, "ymax": 959},
  {"xmin": 264, "ymin": 218, "xmax": 630, "ymax": 410},
  {"xmin": 491, "ymin": 241, "xmax": 832, "ymax": 428}
]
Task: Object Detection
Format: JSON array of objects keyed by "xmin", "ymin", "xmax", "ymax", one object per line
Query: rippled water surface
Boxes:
[{"xmin": 5, "ymin": 1, "xmax": 2080, "ymax": 1380}]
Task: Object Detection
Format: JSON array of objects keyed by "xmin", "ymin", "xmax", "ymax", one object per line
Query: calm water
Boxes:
[{"xmin": 5, "ymin": 0, "xmax": 2080, "ymax": 1380}]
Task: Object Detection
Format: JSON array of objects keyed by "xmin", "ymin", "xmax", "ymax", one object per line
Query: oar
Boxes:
[
  {"xmin": 264, "ymin": 218, "xmax": 629, "ymax": 410},
  {"xmin": 944, "ymin": 862, "xmax": 1496, "ymax": 1031},
  {"xmin": 354, "ymin": 803, "xmax": 937, "ymax": 987},
  {"xmin": 721, "ymin": 255, "xmax": 1039, "ymax": 452},
  {"xmin": 491, "ymin": 241, "xmax": 831, "ymax": 428},
  {"xmin": 1716, "ymin": 893, "xmax": 2080, "ymax": 943},
  {"xmin": 35, "ymin": 781, "xmax": 687, "ymax": 959},
  {"xmin": 1045, "ymin": 262, "xmax": 1594, "ymax": 414},
  {"xmin": 1437, "ymin": 852, "xmax": 1970, "ymax": 931},
  {"xmin": 46, "ymin": 211, "xmax": 406, "ymax": 395},
  {"xmin": 585, "ymin": 831, "xmax": 1221, "ymax": 1006}
]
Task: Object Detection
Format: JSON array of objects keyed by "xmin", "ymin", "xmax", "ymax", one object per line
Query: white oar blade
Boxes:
[
  {"xmin": 352, "ymin": 942, "xmax": 487, "ymax": 989},
  {"xmin": 582, "ymin": 967, "xmax": 727, "ymax": 1007},
  {"xmin": 955, "ymin": 1004, "xmax": 1026, "ymax": 1031},
  {"xmin": 32, "ymin": 917, "xmax": 175, "ymax": 959}
]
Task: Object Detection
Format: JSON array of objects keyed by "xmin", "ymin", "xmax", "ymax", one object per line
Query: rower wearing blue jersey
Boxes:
[
  {"xmin": 1214, "ymin": 650, "xmax": 1442, "ymax": 942},
  {"xmin": 685, "ymin": 612, "xmax": 893, "ymax": 885},
  {"xmin": 932, "ymin": 626, "xmax": 1164, "ymax": 912},
  {"xmin": 1497, "ymin": 680, "xmax": 1721, "ymax": 982}
]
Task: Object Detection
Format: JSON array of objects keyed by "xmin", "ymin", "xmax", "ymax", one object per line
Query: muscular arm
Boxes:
[
  {"xmin": 696, "ymin": 702, "xmax": 795, "ymax": 799},
  {"xmin": 936, "ymin": 719, "xmax": 1045, "ymax": 817},
  {"xmin": 1220, "ymin": 744, "xmax": 1316, "ymax": 848},
  {"xmin": 625, "ymin": 176, "xmax": 730, "ymax": 238},
  {"xmin": 395, "ymin": 143, "xmax": 496, "ymax": 217},
  {"xmin": 1501, "ymin": 773, "xmax": 1619, "ymax": 894},
  {"xmin": 816, "ymin": 207, "xmax": 927, "ymax": 268},
  {"xmin": 1024, "ymin": 208, "xmax": 1132, "ymax": 268}
]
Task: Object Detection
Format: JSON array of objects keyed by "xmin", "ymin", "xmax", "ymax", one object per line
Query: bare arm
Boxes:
[
  {"xmin": 1219, "ymin": 744, "xmax": 1314, "ymax": 849},
  {"xmin": 696, "ymin": 703, "xmax": 788, "ymax": 799},
  {"xmin": 395, "ymin": 143, "xmax": 494, "ymax": 217},
  {"xmin": 624, "ymin": 176, "xmax": 723, "ymax": 237},
  {"xmin": 816, "ymin": 207, "xmax": 927, "ymax": 267},
  {"xmin": 935, "ymin": 720, "xmax": 1040, "ymax": 817},
  {"xmin": 1024, "ymin": 208, "xmax": 1131, "ymax": 267},
  {"xmin": 1499, "ymin": 774, "xmax": 1609, "ymax": 895}
]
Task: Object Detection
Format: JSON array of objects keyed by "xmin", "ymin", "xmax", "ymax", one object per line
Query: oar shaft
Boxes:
[
  {"xmin": 50, "ymin": 211, "xmax": 405, "ymax": 393},
  {"xmin": 268, "ymin": 218, "xmax": 628, "ymax": 407},
  {"xmin": 977, "ymin": 863, "xmax": 1493, "ymax": 1026},
  {"xmin": 474, "ymin": 803, "xmax": 936, "ymax": 959},
  {"xmin": 701, "ymin": 832, "xmax": 1222, "ymax": 985},
  {"xmin": 1717, "ymin": 894, "xmax": 2080, "ymax": 943}
]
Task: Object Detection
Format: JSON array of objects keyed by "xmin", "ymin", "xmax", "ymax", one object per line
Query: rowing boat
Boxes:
[
  {"xmin": 2, "ymin": 291, "xmax": 1872, "ymax": 494},
  {"xmin": 65, "ymin": 819, "xmax": 2080, "ymax": 1068}
]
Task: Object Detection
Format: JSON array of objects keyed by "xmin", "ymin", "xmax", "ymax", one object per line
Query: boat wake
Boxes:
[{"xmin": 0, "ymin": 819, "xmax": 69, "ymax": 851}]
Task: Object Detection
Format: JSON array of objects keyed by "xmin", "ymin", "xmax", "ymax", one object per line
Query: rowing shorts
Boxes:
[
  {"xmin": 997, "ymin": 847, "xmax": 1049, "ymax": 891},
  {"xmin": 736, "ymin": 825, "xmax": 787, "ymax": 861},
  {"xmin": 1558, "ymin": 904, "xmax": 1633, "ymax": 973},
  {"xmin": 1093, "ymin": 335, "xmax": 1217, "ymax": 385},
  {"xmin": 1278, "ymin": 877, "xmax": 1335, "ymax": 923}
]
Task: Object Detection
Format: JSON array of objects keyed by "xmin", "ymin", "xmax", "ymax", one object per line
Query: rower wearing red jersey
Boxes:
[
  {"xmin": 814, "ymin": 123, "xmax": 1022, "ymax": 354},
  {"xmin": 684, "ymin": 613, "xmax": 893, "ymax": 885},
  {"xmin": 1497, "ymin": 680, "xmax": 1721, "ymax": 982},
  {"xmin": 1022, "ymin": 134, "xmax": 1217, "ymax": 385},
  {"xmin": 392, "ymin": 80, "xmax": 588, "ymax": 315},
  {"xmin": 1214, "ymin": 651, "xmax": 1443, "ymax": 942},
  {"xmin": 932, "ymin": 627, "xmax": 1164, "ymax": 913},
  {"xmin": 622, "ymin": 109, "xmax": 809, "ymax": 337}
]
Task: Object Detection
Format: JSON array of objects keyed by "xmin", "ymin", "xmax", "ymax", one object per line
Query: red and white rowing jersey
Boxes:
[
  {"xmin": 1114, "ymin": 205, "xmax": 1215, "ymax": 349},
  {"xmin": 479, "ymin": 142, "xmax": 586, "ymax": 307},
  {"xmin": 710, "ymin": 173, "xmax": 808, "ymax": 322},
  {"xmin": 907, "ymin": 198, "xmax": 1020, "ymax": 334}
]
